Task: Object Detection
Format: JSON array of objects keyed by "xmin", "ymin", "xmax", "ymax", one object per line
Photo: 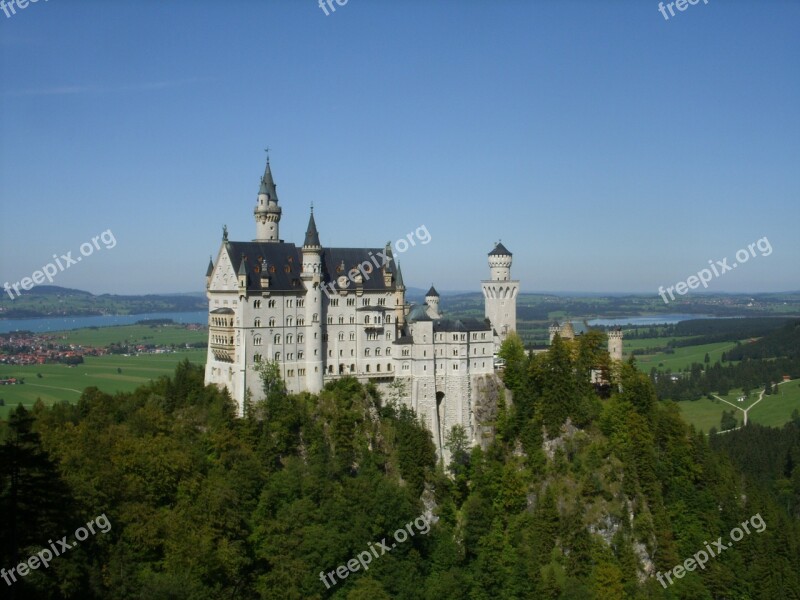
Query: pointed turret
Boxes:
[
  {"xmin": 206, "ymin": 256, "xmax": 214, "ymax": 277},
  {"xmin": 396, "ymin": 263, "xmax": 405, "ymax": 289},
  {"xmin": 254, "ymin": 155, "xmax": 282, "ymax": 242},
  {"xmin": 426, "ymin": 285, "xmax": 439, "ymax": 298},
  {"xmin": 304, "ymin": 207, "xmax": 321, "ymax": 248},
  {"xmin": 425, "ymin": 285, "xmax": 441, "ymax": 319}
]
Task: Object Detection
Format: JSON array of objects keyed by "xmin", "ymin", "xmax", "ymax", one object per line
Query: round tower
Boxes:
[
  {"xmin": 425, "ymin": 285, "xmax": 441, "ymax": 319},
  {"xmin": 254, "ymin": 157, "xmax": 282, "ymax": 242},
  {"xmin": 301, "ymin": 208, "xmax": 324, "ymax": 393},
  {"xmin": 608, "ymin": 327, "xmax": 624, "ymax": 361},
  {"xmin": 481, "ymin": 242, "xmax": 519, "ymax": 349}
]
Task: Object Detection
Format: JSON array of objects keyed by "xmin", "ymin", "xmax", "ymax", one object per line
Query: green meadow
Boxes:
[
  {"xmin": 628, "ymin": 339, "xmax": 741, "ymax": 372},
  {"xmin": 0, "ymin": 349, "xmax": 207, "ymax": 419},
  {"xmin": 45, "ymin": 323, "xmax": 208, "ymax": 347}
]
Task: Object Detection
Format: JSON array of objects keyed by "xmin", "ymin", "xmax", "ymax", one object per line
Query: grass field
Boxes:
[
  {"xmin": 44, "ymin": 323, "xmax": 207, "ymax": 347},
  {"xmin": 666, "ymin": 397, "xmax": 744, "ymax": 433},
  {"xmin": 0, "ymin": 349, "xmax": 207, "ymax": 419},
  {"xmin": 631, "ymin": 339, "xmax": 740, "ymax": 372},
  {"xmin": 749, "ymin": 381, "xmax": 800, "ymax": 427},
  {"xmin": 668, "ymin": 381, "xmax": 800, "ymax": 433}
]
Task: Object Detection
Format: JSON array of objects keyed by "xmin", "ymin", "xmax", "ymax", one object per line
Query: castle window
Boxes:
[
  {"xmin": 287, "ymin": 299, "xmax": 293, "ymax": 308},
  {"xmin": 297, "ymin": 317, "xmax": 305, "ymax": 326},
  {"xmin": 254, "ymin": 300, "xmax": 261, "ymax": 309},
  {"xmin": 338, "ymin": 316, "xmax": 344, "ymax": 324},
  {"xmin": 288, "ymin": 369, "xmax": 294, "ymax": 377},
  {"xmin": 350, "ymin": 332, "xmax": 355, "ymax": 341},
  {"xmin": 403, "ymin": 363, "xmax": 410, "ymax": 371},
  {"xmin": 350, "ymin": 316, "xmax": 355, "ymax": 324},
  {"xmin": 385, "ymin": 315, "xmax": 391, "ymax": 324},
  {"xmin": 287, "ymin": 334, "xmax": 293, "ymax": 344},
  {"xmin": 254, "ymin": 318, "xmax": 261, "ymax": 327},
  {"xmin": 254, "ymin": 336, "xmax": 262, "ymax": 346},
  {"xmin": 312, "ymin": 313, "xmax": 318, "ymax": 323},
  {"xmin": 274, "ymin": 352, "xmax": 281, "ymax": 361},
  {"xmin": 287, "ymin": 353, "xmax": 293, "ymax": 360},
  {"xmin": 365, "ymin": 316, "xmax": 370, "ymax": 324},
  {"xmin": 453, "ymin": 349, "xmax": 458, "ymax": 356},
  {"xmin": 339, "ymin": 349, "xmax": 343, "ymax": 357},
  {"xmin": 350, "ymin": 349, "xmax": 354, "ymax": 356},
  {"xmin": 338, "ymin": 332, "xmax": 344, "ymax": 341},
  {"xmin": 402, "ymin": 349, "xmax": 410, "ymax": 357},
  {"xmin": 386, "ymin": 347, "xmax": 391, "ymax": 355},
  {"xmin": 299, "ymin": 368, "xmax": 306, "ymax": 376},
  {"xmin": 287, "ymin": 316, "xmax": 294, "ymax": 326},
  {"xmin": 254, "ymin": 353, "xmax": 261, "ymax": 363},
  {"xmin": 327, "ymin": 316, "xmax": 333, "ymax": 325},
  {"xmin": 376, "ymin": 364, "xmax": 381, "ymax": 372},
  {"xmin": 330, "ymin": 299, "xmax": 338, "ymax": 307},
  {"xmin": 365, "ymin": 348, "xmax": 370, "ymax": 356},
  {"xmin": 298, "ymin": 333, "xmax": 304, "ymax": 343},
  {"xmin": 453, "ymin": 364, "xmax": 459, "ymax": 370},
  {"xmin": 274, "ymin": 334, "xmax": 281, "ymax": 344},
  {"xmin": 297, "ymin": 299, "xmax": 304, "ymax": 307},
  {"xmin": 298, "ymin": 351, "xmax": 304, "ymax": 359},
  {"xmin": 269, "ymin": 317, "xmax": 276, "ymax": 327},
  {"xmin": 329, "ymin": 350, "xmax": 332, "ymax": 357},
  {"xmin": 362, "ymin": 298, "xmax": 369, "ymax": 306},
  {"xmin": 378, "ymin": 298, "xmax": 386, "ymax": 306},
  {"xmin": 366, "ymin": 365, "xmax": 371, "ymax": 372},
  {"xmin": 350, "ymin": 364, "xmax": 355, "ymax": 372},
  {"xmin": 376, "ymin": 348, "xmax": 381, "ymax": 356},
  {"xmin": 387, "ymin": 363, "xmax": 392, "ymax": 371},
  {"xmin": 347, "ymin": 298, "xmax": 356, "ymax": 306},
  {"xmin": 268, "ymin": 299, "xmax": 276, "ymax": 308}
]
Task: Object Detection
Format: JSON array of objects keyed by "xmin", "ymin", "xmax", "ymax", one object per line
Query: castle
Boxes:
[{"xmin": 204, "ymin": 157, "xmax": 518, "ymax": 454}]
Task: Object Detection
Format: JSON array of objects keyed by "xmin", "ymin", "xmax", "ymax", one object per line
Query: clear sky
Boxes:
[{"xmin": 1, "ymin": 0, "xmax": 798, "ymax": 296}]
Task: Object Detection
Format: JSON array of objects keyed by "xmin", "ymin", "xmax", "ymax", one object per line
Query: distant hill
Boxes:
[{"xmin": 0, "ymin": 286, "xmax": 206, "ymax": 319}]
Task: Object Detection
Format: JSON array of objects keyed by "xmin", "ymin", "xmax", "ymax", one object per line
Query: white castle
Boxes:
[{"xmin": 204, "ymin": 157, "xmax": 517, "ymax": 454}]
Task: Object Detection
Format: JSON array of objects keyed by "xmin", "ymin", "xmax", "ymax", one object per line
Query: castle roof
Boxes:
[
  {"xmin": 488, "ymin": 242, "xmax": 511, "ymax": 256},
  {"xmin": 221, "ymin": 241, "xmax": 400, "ymax": 293},
  {"xmin": 426, "ymin": 286, "xmax": 439, "ymax": 297},
  {"xmin": 433, "ymin": 318, "xmax": 491, "ymax": 332},
  {"xmin": 304, "ymin": 209, "xmax": 321, "ymax": 247}
]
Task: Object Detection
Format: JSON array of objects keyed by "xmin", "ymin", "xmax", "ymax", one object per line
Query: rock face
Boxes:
[{"xmin": 472, "ymin": 373, "xmax": 507, "ymax": 450}]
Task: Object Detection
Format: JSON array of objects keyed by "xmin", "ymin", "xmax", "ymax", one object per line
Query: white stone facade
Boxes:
[{"xmin": 204, "ymin": 159, "xmax": 514, "ymax": 456}]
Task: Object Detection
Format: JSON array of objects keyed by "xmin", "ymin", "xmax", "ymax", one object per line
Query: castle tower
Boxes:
[
  {"xmin": 548, "ymin": 321, "xmax": 561, "ymax": 343},
  {"xmin": 394, "ymin": 261, "xmax": 407, "ymax": 326},
  {"xmin": 425, "ymin": 285, "xmax": 441, "ymax": 319},
  {"xmin": 302, "ymin": 208, "xmax": 324, "ymax": 393},
  {"xmin": 254, "ymin": 157, "xmax": 282, "ymax": 242},
  {"xmin": 608, "ymin": 327, "xmax": 623, "ymax": 361},
  {"xmin": 481, "ymin": 242, "xmax": 519, "ymax": 349}
]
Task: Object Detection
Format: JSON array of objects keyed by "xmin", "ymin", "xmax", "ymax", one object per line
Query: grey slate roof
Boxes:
[
  {"xmin": 433, "ymin": 318, "xmax": 492, "ymax": 332},
  {"xmin": 488, "ymin": 242, "xmax": 512, "ymax": 256},
  {"xmin": 221, "ymin": 241, "xmax": 400, "ymax": 293},
  {"xmin": 259, "ymin": 161, "xmax": 278, "ymax": 200},
  {"xmin": 425, "ymin": 286, "xmax": 439, "ymax": 297},
  {"xmin": 304, "ymin": 211, "xmax": 321, "ymax": 247}
]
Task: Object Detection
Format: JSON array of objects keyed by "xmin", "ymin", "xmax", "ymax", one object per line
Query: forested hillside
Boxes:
[{"xmin": 1, "ymin": 338, "xmax": 799, "ymax": 598}]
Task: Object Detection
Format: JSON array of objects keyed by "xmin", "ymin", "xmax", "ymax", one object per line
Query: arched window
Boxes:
[
  {"xmin": 253, "ymin": 353, "xmax": 261, "ymax": 362},
  {"xmin": 338, "ymin": 316, "xmax": 344, "ymax": 324},
  {"xmin": 297, "ymin": 317, "xmax": 305, "ymax": 326},
  {"xmin": 274, "ymin": 352, "xmax": 281, "ymax": 361},
  {"xmin": 365, "ymin": 348, "xmax": 371, "ymax": 356},
  {"xmin": 376, "ymin": 348, "xmax": 381, "ymax": 356},
  {"xmin": 365, "ymin": 316, "xmax": 370, "ymax": 324},
  {"xmin": 254, "ymin": 300, "xmax": 261, "ymax": 309},
  {"xmin": 312, "ymin": 313, "xmax": 318, "ymax": 323},
  {"xmin": 287, "ymin": 316, "xmax": 294, "ymax": 326},
  {"xmin": 386, "ymin": 315, "xmax": 391, "ymax": 323},
  {"xmin": 338, "ymin": 332, "xmax": 345, "ymax": 341},
  {"xmin": 274, "ymin": 334, "xmax": 281, "ymax": 344},
  {"xmin": 286, "ymin": 334, "xmax": 293, "ymax": 344},
  {"xmin": 298, "ymin": 333, "xmax": 304, "ymax": 343},
  {"xmin": 269, "ymin": 317, "xmax": 276, "ymax": 327},
  {"xmin": 386, "ymin": 347, "xmax": 391, "ymax": 356},
  {"xmin": 254, "ymin": 318, "xmax": 261, "ymax": 327},
  {"xmin": 268, "ymin": 299, "xmax": 276, "ymax": 308},
  {"xmin": 254, "ymin": 336, "xmax": 262, "ymax": 346}
]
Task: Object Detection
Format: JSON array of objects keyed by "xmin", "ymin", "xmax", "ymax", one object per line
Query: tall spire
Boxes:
[
  {"xmin": 254, "ymin": 153, "xmax": 282, "ymax": 242},
  {"xmin": 304, "ymin": 206, "xmax": 321, "ymax": 248},
  {"xmin": 396, "ymin": 263, "xmax": 405, "ymax": 289}
]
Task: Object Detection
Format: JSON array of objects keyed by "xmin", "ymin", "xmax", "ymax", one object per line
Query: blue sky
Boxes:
[{"xmin": 1, "ymin": 0, "xmax": 798, "ymax": 296}]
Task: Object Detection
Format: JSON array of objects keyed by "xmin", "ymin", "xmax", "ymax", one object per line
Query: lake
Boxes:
[
  {"xmin": 586, "ymin": 314, "xmax": 721, "ymax": 327},
  {"xmin": 0, "ymin": 311, "xmax": 208, "ymax": 334}
]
